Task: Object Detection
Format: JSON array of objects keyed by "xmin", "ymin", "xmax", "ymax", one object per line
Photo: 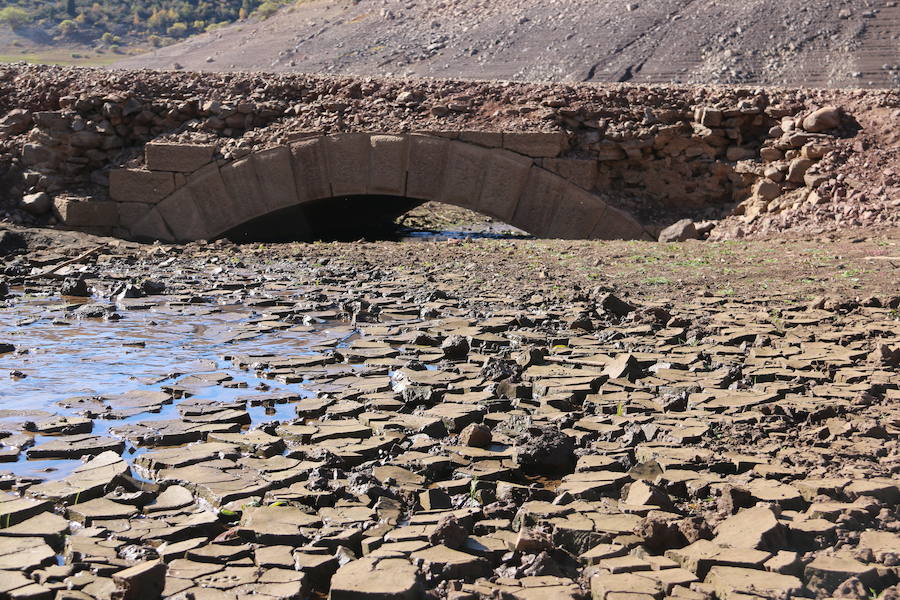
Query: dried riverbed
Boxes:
[{"xmin": 0, "ymin": 225, "xmax": 898, "ymax": 600}]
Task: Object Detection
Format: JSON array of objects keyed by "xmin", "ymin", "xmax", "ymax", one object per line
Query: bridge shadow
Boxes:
[
  {"xmin": 224, "ymin": 195, "xmax": 420, "ymax": 242},
  {"xmin": 223, "ymin": 195, "xmax": 530, "ymax": 242}
]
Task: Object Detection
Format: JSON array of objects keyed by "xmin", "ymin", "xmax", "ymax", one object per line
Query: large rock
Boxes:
[
  {"xmin": 144, "ymin": 143, "xmax": 216, "ymax": 173},
  {"xmin": 0, "ymin": 109, "xmax": 33, "ymax": 137},
  {"xmin": 329, "ymin": 557, "xmax": 422, "ymax": 600},
  {"xmin": 459, "ymin": 423, "xmax": 491, "ymax": 448},
  {"xmin": 804, "ymin": 555, "xmax": 878, "ymax": 596},
  {"xmin": 658, "ymin": 219, "xmax": 699, "ymax": 242},
  {"xmin": 802, "ymin": 106, "xmax": 842, "ymax": 132},
  {"xmin": 21, "ymin": 192, "xmax": 51, "ymax": 215},
  {"xmin": 111, "ymin": 560, "xmax": 166, "ymax": 600}
]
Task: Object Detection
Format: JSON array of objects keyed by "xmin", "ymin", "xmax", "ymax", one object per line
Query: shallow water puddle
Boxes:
[{"xmin": 0, "ymin": 291, "xmax": 357, "ymax": 481}]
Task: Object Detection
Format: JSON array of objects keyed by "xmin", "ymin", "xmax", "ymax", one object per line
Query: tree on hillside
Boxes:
[
  {"xmin": 0, "ymin": 0, "xmax": 266, "ymax": 44},
  {"xmin": 57, "ymin": 18, "xmax": 79, "ymax": 37},
  {"xmin": 0, "ymin": 6, "xmax": 32, "ymax": 30}
]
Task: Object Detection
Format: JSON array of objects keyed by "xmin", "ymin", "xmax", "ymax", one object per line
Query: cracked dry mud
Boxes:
[{"xmin": 0, "ymin": 227, "xmax": 898, "ymax": 600}]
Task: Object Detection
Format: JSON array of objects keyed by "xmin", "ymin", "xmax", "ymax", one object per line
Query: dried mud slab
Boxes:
[{"xmin": 0, "ymin": 228, "xmax": 897, "ymax": 600}]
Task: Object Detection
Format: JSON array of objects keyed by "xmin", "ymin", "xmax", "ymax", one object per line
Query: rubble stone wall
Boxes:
[{"xmin": 0, "ymin": 65, "xmax": 894, "ymax": 241}]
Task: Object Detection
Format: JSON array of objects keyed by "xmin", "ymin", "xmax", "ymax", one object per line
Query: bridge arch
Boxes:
[{"xmin": 126, "ymin": 133, "xmax": 651, "ymax": 242}]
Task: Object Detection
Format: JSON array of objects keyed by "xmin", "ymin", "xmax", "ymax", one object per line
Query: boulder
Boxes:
[
  {"xmin": 804, "ymin": 555, "xmax": 879, "ymax": 596},
  {"xmin": 21, "ymin": 192, "xmax": 51, "ymax": 215},
  {"xmin": 803, "ymin": 106, "xmax": 842, "ymax": 132},
  {"xmin": 658, "ymin": 219, "xmax": 698, "ymax": 242},
  {"xmin": 459, "ymin": 423, "xmax": 491, "ymax": 448},
  {"xmin": 0, "ymin": 109, "xmax": 33, "ymax": 137}
]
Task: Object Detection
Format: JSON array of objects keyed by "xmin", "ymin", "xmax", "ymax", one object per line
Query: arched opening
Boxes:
[
  {"xmin": 126, "ymin": 133, "xmax": 652, "ymax": 244},
  {"xmin": 225, "ymin": 195, "xmax": 421, "ymax": 242},
  {"xmin": 225, "ymin": 197, "xmax": 532, "ymax": 242}
]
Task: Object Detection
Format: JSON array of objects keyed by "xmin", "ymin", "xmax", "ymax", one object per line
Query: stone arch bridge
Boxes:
[{"xmin": 99, "ymin": 132, "xmax": 651, "ymax": 242}]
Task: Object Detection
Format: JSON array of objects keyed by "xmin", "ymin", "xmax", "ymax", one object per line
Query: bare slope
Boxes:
[{"xmin": 113, "ymin": 0, "xmax": 900, "ymax": 87}]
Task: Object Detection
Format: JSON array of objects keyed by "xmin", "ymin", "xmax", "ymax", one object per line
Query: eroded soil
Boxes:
[{"xmin": 0, "ymin": 224, "xmax": 898, "ymax": 600}]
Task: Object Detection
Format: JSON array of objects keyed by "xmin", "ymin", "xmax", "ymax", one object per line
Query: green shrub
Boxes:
[
  {"xmin": 254, "ymin": 1, "xmax": 284, "ymax": 20},
  {"xmin": 0, "ymin": 1, "xmax": 271, "ymax": 44},
  {"xmin": 166, "ymin": 21, "xmax": 188, "ymax": 38},
  {"xmin": 0, "ymin": 6, "xmax": 31, "ymax": 29},
  {"xmin": 57, "ymin": 18, "xmax": 78, "ymax": 37}
]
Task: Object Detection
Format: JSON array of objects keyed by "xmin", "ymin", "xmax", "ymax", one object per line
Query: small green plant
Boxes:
[
  {"xmin": 615, "ymin": 401, "xmax": 625, "ymax": 416},
  {"xmin": 643, "ymin": 276, "xmax": 670, "ymax": 285},
  {"xmin": 254, "ymin": 0, "xmax": 289, "ymax": 19}
]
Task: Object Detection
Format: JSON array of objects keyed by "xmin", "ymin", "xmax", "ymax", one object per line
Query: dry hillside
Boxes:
[{"xmin": 114, "ymin": 0, "xmax": 900, "ymax": 87}]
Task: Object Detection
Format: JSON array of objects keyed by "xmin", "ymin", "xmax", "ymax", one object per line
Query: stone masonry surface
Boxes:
[{"xmin": 0, "ymin": 65, "xmax": 898, "ymax": 241}]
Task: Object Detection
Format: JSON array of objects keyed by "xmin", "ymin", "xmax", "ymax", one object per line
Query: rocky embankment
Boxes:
[
  {"xmin": 0, "ymin": 225, "xmax": 898, "ymax": 599},
  {"xmin": 0, "ymin": 65, "xmax": 898, "ymax": 241}
]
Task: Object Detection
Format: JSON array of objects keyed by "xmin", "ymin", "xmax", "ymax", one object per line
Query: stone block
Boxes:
[
  {"xmin": 406, "ymin": 135, "xmax": 450, "ymax": 201},
  {"xmin": 220, "ymin": 156, "xmax": 269, "ymax": 221},
  {"xmin": 252, "ymin": 146, "xmax": 301, "ymax": 212},
  {"xmin": 53, "ymin": 197, "xmax": 119, "ymax": 228},
  {"xmin": 511, "ymin": 167, "xmax": 566, "ymax": 236},
  {"xmin": 542, "ymin": 158, "xmax": 598, "ymax": 190},
  {"xmin": 368, "ymin": 134, "xmax": 408, "ymax": 196},
  {"xmin": 112, "ymin": 559, "xmax": 166, "ymax": 600},
  {"xmin": 440, "ymin": 141, "xmax": 489, "ymax": 209},
  {"xmin": 476, "ymin": 149, "xmax": 533, "ymax": 223},
  {"xmin": 184, "ymin": 163, "xmax": 239, "ymax": 238},
  {"xmin": 117, "ymin": 202, "xmax": 152, "ymax": 230},
  {"xmin": 458, "ymin": 131, "xmax": 503, "ymax": 148},
  {"xmin": 32, "ymin": 111, "xmax": 70, "ymax": 132},
  {"xmin": 290, "ymin": 136, "xmax": 331, "ymax": 202},
  {"xmin": 696, "ymin": 107, "xmax": 723, "ymax": 127},
  {"xmin": 156, "ymin": 187, "xmax": 210, "ymax": 242},
  {"xmin": 22, "ymin": 143, "xmax": 56, "ymax": 166},
  {"xmin": 145, "ymin": 143, "xmax": 215, "ymax": 173},
  {"xmin": 546, "ymin": 186, "xmax": 607, "ymax": 239},
  {"xmin": 109, "ymin": 169, "xmax": 175, "ymax": 204},
  {"xmin": 128, "ymin": 207, "xmax": 174, "ymax": 243},
  {"xmin": 595, "ymin": 141, "xmax": 626, "ymax": 161},
  {"xmin": 326, "ymin": 133, "xmax": 369, "ymax": 196},
  {"xmin": 503, "ymin": 132, "xmax": 568, "ymax": 158}
]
